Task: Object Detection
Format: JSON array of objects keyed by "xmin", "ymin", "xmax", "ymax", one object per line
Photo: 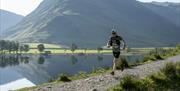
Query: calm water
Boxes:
[{"xmin": 0, "ymin": 54, "xmax": 143, "ymax": 85}]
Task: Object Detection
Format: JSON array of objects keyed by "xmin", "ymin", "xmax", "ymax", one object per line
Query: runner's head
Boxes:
[{"xmin": 111, "ymin": 30, "xmax": 117, "ymax": 37}]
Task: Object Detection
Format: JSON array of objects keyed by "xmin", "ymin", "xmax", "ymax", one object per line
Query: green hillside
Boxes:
[{"xmin": 5, "ymin": 0, "xmax": 180, "ymax": 48}]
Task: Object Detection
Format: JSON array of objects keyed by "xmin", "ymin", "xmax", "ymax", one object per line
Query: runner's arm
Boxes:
[
  {"xmin": 107, "ymin": 37, "xmax": 112, "ymax": 47},
  {"xmin": 122, "ymin": 39, "xmax": 126, "ymax": 50},
  {"xmin": 119, "ymin": 36, "xmax": 126, "ymax": 50}
]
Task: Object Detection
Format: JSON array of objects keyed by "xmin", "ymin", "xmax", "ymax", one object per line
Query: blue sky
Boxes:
[{"xmin": 0, "ymin": 0, "xmax": 179, "ymax": 16}]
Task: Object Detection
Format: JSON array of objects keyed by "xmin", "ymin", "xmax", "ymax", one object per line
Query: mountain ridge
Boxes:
[
  {"xmin": 142, "ymin": 1, "xmax": 180, "ymax": 27},
  {"xmin": 5, "ymin": 0, "xmax": 180, "ymax": 48},
  {"xmin": 0, "ymin": 9, "xmax": 24, "ymax": 37}
]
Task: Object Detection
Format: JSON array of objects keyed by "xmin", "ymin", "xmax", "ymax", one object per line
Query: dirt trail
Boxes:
[{"xmin": 31, "ymin": 55, "xmax": 180, "ymax": 91}]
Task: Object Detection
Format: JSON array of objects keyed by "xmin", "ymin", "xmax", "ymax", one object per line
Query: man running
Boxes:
[{"xmin": 107, "ymin": 30, "xmax": 126, "ymax": 75}]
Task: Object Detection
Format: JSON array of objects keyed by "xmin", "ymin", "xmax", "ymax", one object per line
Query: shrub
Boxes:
[
  {"xmin": 176, "ymin": 44, "xmax": 180, "ymax": 50},
  {"xmin": 57, "ymin": 74, "xmax": 71, "ymax": 82},
  {"xmin": 154, "ymin": 54, "xmax": 164, "ymax": 60},
  {"xmin": 161, "ymin": 62, "xmax": 176, "ymax": 76},
  {"xmin": 119, "ymin": 75, "xmax": 139, "ymax": 90},
  {"xmin": 77, "ymin": 71, "xmax": 88, "ymax": 78},
  {"xmin": 116, "ymin": 57, "xmax": 130, "ymax": 70},
  {"xmin": 110, "ymin": 75, "xmax": 140, "ymax": 91}
]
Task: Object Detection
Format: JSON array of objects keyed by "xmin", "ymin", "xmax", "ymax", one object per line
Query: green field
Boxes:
[
  {"xmin": 0, "ymin": 43, "xmax": 175, "ymax": 54},
  {"xmin": 24, "ymin": 49, "xmax": 112, "ymax": 54},
  {"xmin": 23, "ymin": 43, "xmax": 62, "ymax": 49}
]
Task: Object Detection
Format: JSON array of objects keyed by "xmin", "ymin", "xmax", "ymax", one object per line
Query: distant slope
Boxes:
[
  {"xmin": 0, "ymin": 10, "xmax": 24, "ymax": 36},
  {"xmin": 5, "ymin": 0, "xmax": 180, "ymax": 48},
  {"xmin": 142, "ymin": 2, "xmax": 180, "ymax": 27}
]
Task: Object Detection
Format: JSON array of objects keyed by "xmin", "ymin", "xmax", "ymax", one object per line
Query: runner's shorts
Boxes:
[{"xmin": 113, "ymin": 51, "xmax": 120, "ymax": 58}]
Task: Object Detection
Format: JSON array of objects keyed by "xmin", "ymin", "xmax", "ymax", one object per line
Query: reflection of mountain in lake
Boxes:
[
  {"xmin": 0, "ymin": 68, "xmax": 35, "ymax": 91},
  {"xmin": 0, "ymin": 54, "xmax": 144, "ymax": 85}
]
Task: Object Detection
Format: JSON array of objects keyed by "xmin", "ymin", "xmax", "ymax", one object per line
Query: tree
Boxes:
[
  {"xmin": 19, "ymin": 45, "xmax": 24, "ymax": 54},
  {"xmin": 7, "ymin": 41, "xmax": 13, "ymax": 53},
  {"xmin": 97, "ymin": 47, "xmax": 103, "ymax": 54},
  {"xmin": 14, "ymin": 42, "xmax": 19, "ymax": 54},
  {"xmin": 126, "ymin": 46, "xmax": 131, "ymax": 52},
  {"xmin": 37, "ymin": 44, "xmax": 45, "ymax": 53},
  {"xmin": 84, "ymin": 48, "xmax": 87, "ymax": 54},
  {"xmin": 71, "ymin": 43, "xmax": 78, "ymax": 53},
  {"xmin": 0, "ymin": 40, "xmax": 6, "ymax": 53},
  {"xmin": 0, "ymin": 40, "xmax": 20, "ymax": 54},
  {"xmin": 24, "ymin": 45, "xmax": 30, "ymax": 53},
  {"xmin": 64, "ymin": 48, "xmax": 67, "ymax": 54}
]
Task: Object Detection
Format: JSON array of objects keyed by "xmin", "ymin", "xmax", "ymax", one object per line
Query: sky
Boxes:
[
  {"xmin": 0, "ymin": 0, "xmax": 179, "ymax": 16},
  {"xmin": 0, "ymin": 0, "xmax": 43, "ymax": 16}
]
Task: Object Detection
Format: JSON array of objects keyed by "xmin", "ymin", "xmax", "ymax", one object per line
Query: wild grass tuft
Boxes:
[
  {"xmin": 116, "ymin": 57, "xmax": 130, "ymax": 70},
  {"xmin": 108, "ymin": 62, "xmax": 180, "ymax": 91},
  {"xmin": 56, "ymin": 74, "xmax": 71, "ymax": 82}
]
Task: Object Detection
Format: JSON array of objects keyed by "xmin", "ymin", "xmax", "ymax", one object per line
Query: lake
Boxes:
[{"xmin": 0, "ymin": 54, "xmax": 144, "ymax": 90}]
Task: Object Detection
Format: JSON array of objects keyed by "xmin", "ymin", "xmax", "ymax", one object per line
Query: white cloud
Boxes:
[{"xmin": 0, "ymin": 0, "xmax": 43, "ymax": 16}]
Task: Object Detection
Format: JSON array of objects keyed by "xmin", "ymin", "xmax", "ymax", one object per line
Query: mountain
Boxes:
[
  {"xmin": 142, "ymin": 2, "xmax": 180, "ymax": 27},
  {"xmin": 5, "ymin": 0, "xmax": 180, "ymax": 48},
  {"xmin": 0, "ymin": 10, "xmax": 24, "ymax": 36}
]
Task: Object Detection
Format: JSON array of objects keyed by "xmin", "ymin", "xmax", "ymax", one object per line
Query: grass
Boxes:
[
  {"xmin": 23, "ymin": 43, "xmax": 62, "ymax": 49},
  {"xmin": 26, "ymin": 49, "xmax": 112, "ymax": 54},
  {"xmin": 139, "ymin": 45, "xmax": 180, "ymax": 64},
  {"xmin": 108, "ymin": 62, "xmax": 180, "ymax": 91},
  {"xmin": 22, "ymin": 43, "xmax": 113, "ymax": 54}
]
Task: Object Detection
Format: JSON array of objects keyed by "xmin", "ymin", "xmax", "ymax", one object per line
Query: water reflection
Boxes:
[
  {"xmin": 0, "ymin": 54, "xmax": 144, "ymax": 68},
  {"xmin": 70, "ymin": 56, "xmax": 78, "ymax": 65},
  {"xmin": 97, "ymin": 55, "xmax": 103, "ymax": 61},
  {"xmin": 0, "ymin": 54, "xmax": 144, "ymax": 85},
  {"xmin": 0, "ymin": 55, "xmax": 47, "ymax": 68},
  {"xmin": 38, "ymin": 56, "xmax": 45, "ymax": 64},
  {"xmin": 0, "ymin": 55, "xmax": 29, "ymax": 68}
]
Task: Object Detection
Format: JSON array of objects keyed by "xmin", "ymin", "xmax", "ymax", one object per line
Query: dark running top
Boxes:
[{"xmin": 108, "ymin": 35, "xmax": 125, "ymax": 52}]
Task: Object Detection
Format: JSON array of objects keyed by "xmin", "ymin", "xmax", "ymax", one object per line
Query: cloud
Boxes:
[{"xmin": 0, "ymin": 0, "xmax": 43, "ymax": 16}]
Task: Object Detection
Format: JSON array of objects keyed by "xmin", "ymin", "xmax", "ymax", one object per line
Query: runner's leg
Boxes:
[
  {"xmin": 118, "ymin": 56, "xmax": 124, "ymax": 71},
  {"xmin": 113, "ymin": 58, "xmax": 116, "ymax": 72}
]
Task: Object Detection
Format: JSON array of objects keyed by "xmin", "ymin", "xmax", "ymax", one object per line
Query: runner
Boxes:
[{"xmin": 107, "ymin": 30, "xmax": 126, "ymax": 75}]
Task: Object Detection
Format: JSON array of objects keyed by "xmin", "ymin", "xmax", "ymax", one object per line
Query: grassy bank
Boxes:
[
  {"xmin": 136, "ymin": 44, "xmax": 180, "ymax": 64},
  {"xmin": 108, "ymin": 61, "xmax": 180, "ymax": 91}
]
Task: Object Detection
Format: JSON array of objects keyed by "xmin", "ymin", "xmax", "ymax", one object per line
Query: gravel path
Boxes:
[{"xmin": 32, "ymin": 55, "xmax": 180, "ymax": 91}]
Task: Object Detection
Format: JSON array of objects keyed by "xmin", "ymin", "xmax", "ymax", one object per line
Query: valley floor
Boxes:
[{"xmin": 20, "ymin": 55, "xmax": 180, "ymax": 91}]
